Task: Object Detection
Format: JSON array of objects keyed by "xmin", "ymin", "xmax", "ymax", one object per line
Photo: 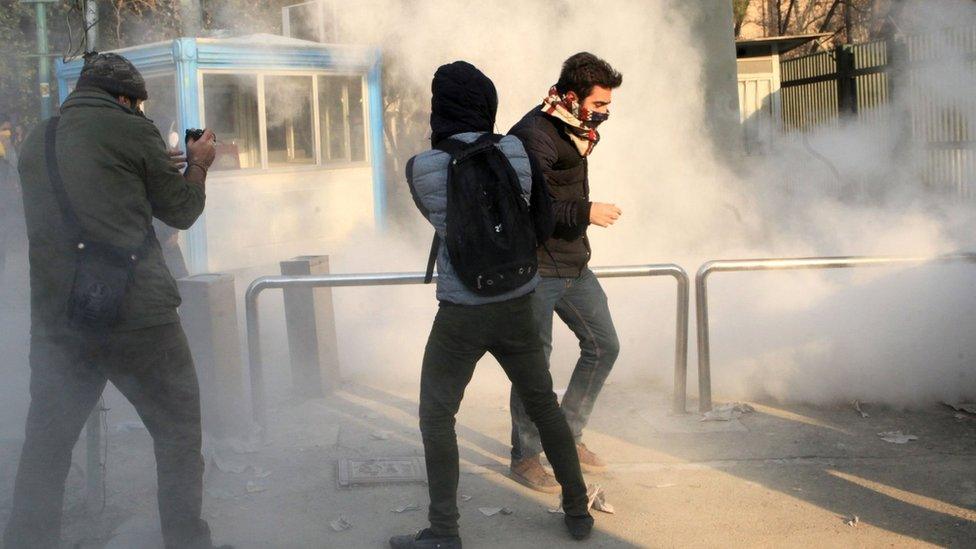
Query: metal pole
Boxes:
[
  {"xmin": 84, "ymin": 0, "xmax": 98, "ymax": 52},
  {"xmin": 245, "ymin": 265, "xmax": 691, "ymax": 429},
  {"xmin": 695, "ymin": 253, "xmax": 976, "ymax": 413},
  {"xmin": 33, "ymin": 1, "xmax": 52, "ymax": 120},
  {"xmin": 84, "ymin": 397, "xmax": 106, "ymax": 514}
]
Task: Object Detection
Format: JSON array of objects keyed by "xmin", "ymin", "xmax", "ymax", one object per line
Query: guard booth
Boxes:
[{"xmin": 56, "ymin": 35, "xmax": 386, "ymax": 274}]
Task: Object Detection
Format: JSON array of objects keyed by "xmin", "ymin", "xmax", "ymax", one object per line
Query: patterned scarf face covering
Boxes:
[{"xmin": 540, "ymin": 85, "xmax": 610, "ymax": 156}]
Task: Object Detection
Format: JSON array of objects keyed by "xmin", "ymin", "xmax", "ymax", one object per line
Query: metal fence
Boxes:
[
  {"xmin": 778, "ymin": 26, "xmax": 976, "ymax": 198},
  {"xmin": 245, "ymin": 264, "xmax": 690, "ymax": 429},
  {"xmin": 693, "ymin": 253, "xmax": 976, "ymax": 413}
]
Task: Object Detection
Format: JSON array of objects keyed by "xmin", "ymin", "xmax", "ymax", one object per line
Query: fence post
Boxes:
[
  {"xmin": 836, "ymin": 45, "xmax": 858, "ymax": 117},
  {"xmin": 178, "ymin": 273, "xmax": 248, "ymax": 436},
  {"xmin": 280, "ymin": 256, "xmax": 341, "ymax": 398},
  {"xmin": 886, "ymin": 37, "xmax": 914, "ymax": 159}
]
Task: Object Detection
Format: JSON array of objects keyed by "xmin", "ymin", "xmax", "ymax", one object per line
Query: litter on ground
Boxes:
[
  {"xmin": 391, "ymin": 504, "xmax": 421, "ymax": 513},
  {"xmin": 701, "ymin": 402, "xmax": 755, "ymax": 422},
  {"xmin": 845, "ymin": 515, "xmax": 860, "ymax": 527},
  {"xmin": 877, "ymin": 431, "xmax": 918, "ymax": 444},
  {"xmin": 852, "ymin": 400, "xmax": 869, "ymax": 418},
  {"xmin": 551, "ymin": 484, "xmax": 615, "ymax": 515},
  {"xmin": 944, "ymin": 402, "xmax": 976, "ymax": 415},
  {"xmin": 114, "ymin": 420, "xmax": 146, "ymax": 434},
  {"xmin": 329, "ymin": 516, "xmax": 352, "ymax": 532},
  {"xmin": 478, "ymin": 507, "xmax": 512, "ymax": 517}
]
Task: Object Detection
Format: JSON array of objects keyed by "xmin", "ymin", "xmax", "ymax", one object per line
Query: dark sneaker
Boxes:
[
  {"xmin": 576, "ymin": 443, "xmax": 607, "ymax": 473},
  {"xmin": 564, "ymin": 513, "xmax": 595, "ymax": 540},
  {"xmin": 510, "ymin": 456, "xmax": 561, "ymax": 493},
  {"xmin": 389, "ymin": 528, "xmax": 462, "ymax": 549}
]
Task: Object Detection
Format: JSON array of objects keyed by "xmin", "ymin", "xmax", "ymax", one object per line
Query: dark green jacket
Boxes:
[{"xmin": 18, "ymin": 87, "xmax": 205, "ymax": 334}]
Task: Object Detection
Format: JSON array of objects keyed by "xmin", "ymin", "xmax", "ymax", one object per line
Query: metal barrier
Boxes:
[
  {"xmin": 245, "ymin": 264, "xmax": 690, "ymax": 428},
  {"xmin": 695, "ymin": 253, "xmax": 976, "ymax": 413}
]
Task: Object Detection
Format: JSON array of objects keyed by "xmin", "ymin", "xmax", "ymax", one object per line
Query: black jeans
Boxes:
[
  {"xmin": 511, "ymin": 269, "xmax": 620, "ymax": 460},
  {"xmin": 419, "ymin": 295, "xmax": 589, "ymax": 537},
  {"xmin": 2, "ymin": 323, "xmax": 212, "ymax": 549}
]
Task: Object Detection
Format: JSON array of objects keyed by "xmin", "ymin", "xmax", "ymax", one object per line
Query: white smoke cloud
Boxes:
[{"xmin": 319, "ymin": 0, "xmax": 976, "ymax": 407}]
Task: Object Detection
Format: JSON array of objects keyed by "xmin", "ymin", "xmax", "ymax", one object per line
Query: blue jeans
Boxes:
[{"xmin": 510, "ymin": 268, "xmax": 620, "ymax": 460}]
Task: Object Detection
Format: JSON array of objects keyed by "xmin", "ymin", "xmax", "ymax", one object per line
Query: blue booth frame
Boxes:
[{"xmin": 56, "ymin": 37, "xmax": 386, "ymax": 273}]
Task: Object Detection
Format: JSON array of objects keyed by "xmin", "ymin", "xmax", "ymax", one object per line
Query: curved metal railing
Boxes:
[
  {"xmin": 245, "ymin": 264, "xmax": 690, "ymax": 428},
  {"xmin": 694, "ymin": 253, "xmax": 976, "ymax": 412}
]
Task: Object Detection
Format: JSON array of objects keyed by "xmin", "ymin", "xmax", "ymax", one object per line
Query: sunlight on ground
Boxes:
[{"xmin": 828, "ymin": 469, "xmax": 976, "ymax": 522}]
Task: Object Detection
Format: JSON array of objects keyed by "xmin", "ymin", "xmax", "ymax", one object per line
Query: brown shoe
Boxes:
[
  {"xmin": 510, "ymin": 456, "xmax": 561, "ymax": 493},
  {"xmin": 576, "ymin": 443, "xmax": 607, "ymax": 473}
]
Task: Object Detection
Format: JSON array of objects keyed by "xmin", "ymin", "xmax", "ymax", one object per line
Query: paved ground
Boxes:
[{"xmin": 1, "ymin": 366, "xmax": 973, "ymax": 549}]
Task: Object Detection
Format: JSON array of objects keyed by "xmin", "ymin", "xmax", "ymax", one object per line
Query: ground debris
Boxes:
[
  {"xmin": 113, "ymin": 420, "xmax": 146, "ymax": 434},
  {"xmin": 245, "ymin": 481, "xmax": 267, "ymax": 493},
  {"xmin": 550, "ymin": 484, "xmax": 615, "ymax": 515},
  {"xmin": 852, "ymin": 400, "xmax": 869, "ymax": 418},
  {"xmin": 212, "ymin": 452, "xmax": 248, "ymax": 474},
  {"xmin": 478, "ymin": 507, "xmax": 513, "ymax": 517},
  {"xmin": 587, "ymin": 484, "xmax": 615, "ymax": 514},
  {"xmin": 700, "ymin": 402, "xmax": 755, "ymax": 422},
  {"xmin": 329, "ymin": 516, "xmax": 352, "ymax": 532},
  {"xmin": 845, "ymin": 515, "xmax": 859, "ymax": 527},
  {"xmin": 370, "ymin": 431, "xmax": 392, "ymax": 441},
  {"xmin": 944, "ymin": 402, "xmax": 976, "ymax": 415},
  {"xmin": 391, "ymin": 504, "xmax": 421, "ymax": 513},
  {"xmin": 877, "ymin": 431, "xmax": 918, "ymax": 444},
  {"xmin": 460, "ymin": 494, "xmax": 472, "ymax": 502}
]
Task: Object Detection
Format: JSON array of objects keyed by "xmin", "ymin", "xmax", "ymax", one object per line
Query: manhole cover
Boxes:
[{"xmin": 337, "ymin": 457, "xmax": 427, "ymax": 488}]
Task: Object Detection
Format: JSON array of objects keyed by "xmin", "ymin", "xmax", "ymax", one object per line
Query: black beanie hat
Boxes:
[{"xmin": 76, "ymin": 52, "xmax": 148, "ymax": 101}]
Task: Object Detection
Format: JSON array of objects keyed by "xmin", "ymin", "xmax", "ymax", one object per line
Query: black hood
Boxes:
[{"xmin": 429, "ymin": 61, "xmax": 497, "ymax": 146}]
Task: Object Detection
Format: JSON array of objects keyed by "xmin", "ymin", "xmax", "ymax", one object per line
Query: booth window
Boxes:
[
  {"xmin": 200, "ymin": 72, "xmax": 368, "ymax": 170},
  {"xmin": 319, "ymin": 75, "xmax": 367, "ymax": 163},
  {"xmin": 202, "ymin": 74, "xmax": 261, "ymax": 170},
  {"xmin": 265, "ymin": 75, "xmax": 315, "ymax": 166}
]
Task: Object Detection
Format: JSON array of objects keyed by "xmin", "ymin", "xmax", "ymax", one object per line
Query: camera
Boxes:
[{"xmin": 184, "ymin": 128, "xmax": 205, "ymax": 144}]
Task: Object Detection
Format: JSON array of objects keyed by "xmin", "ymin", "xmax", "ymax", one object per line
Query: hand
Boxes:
[
  {"xmin": 589, "ymin": 202, "xmax": 622, "ymax": 228},
  {"xmin": 186, "ymin": 128, "xmax": 216, "ymax": 169},
  {"xmin": 167, "ymin": 148, "xmax": 187, "ymax": 170}
]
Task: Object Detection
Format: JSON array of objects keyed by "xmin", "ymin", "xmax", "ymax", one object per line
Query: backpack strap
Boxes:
[{"xmin": 424, "ymin": 232, "xmax": 440, "ymax": 284}]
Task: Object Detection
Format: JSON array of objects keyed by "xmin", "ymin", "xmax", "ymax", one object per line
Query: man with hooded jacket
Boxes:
[
  {"xmin": 389, "ymin": 61, "xmax": 593, "ymax": 549},
  {"xmin": 3, "ymin": 53, "xmax": 227, "ymax": 549}
]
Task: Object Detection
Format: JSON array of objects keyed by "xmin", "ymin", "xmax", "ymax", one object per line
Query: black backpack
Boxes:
[{"xmin": 409, "ymin": 134, "xmax": 539, "ymax": 296}]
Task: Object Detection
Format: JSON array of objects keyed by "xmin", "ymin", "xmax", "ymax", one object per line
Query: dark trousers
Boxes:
[
  {"xmin": 511, "ymin": 268, "xmax": 620, "ymax": 460},
  {"xmin": 2, "ymin": 323, "xmax": 211, "ymax": 549},
  {"xmin": 419, "ymin": 295, "xmax": 589, "ymax": 537}
]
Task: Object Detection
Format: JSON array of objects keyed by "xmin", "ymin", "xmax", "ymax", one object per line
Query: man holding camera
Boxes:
[{"xmin": 3, "ymin": 53, "xmax": 226, "ymax": 549}]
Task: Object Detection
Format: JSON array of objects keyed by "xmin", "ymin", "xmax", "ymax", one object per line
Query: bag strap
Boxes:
[
  {"xmin": 433, "ymin": 137, "xmax": 467, "ymax": 158},
  {"xmin": 43, "ymin": 117, "xmax": 82, "ymax": 239},
  {"xmin": 44, "ymin": 116, "xmax": 156, "ymax": 256},
  {"xmin": 424, "ymin": 232, "xmax": 440, "ymax": 284}
]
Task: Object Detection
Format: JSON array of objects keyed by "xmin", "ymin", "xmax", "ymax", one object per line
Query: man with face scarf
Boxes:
[{"xmin": 507, "ymin": 52, "xmax": 624, "ymax": 493}]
